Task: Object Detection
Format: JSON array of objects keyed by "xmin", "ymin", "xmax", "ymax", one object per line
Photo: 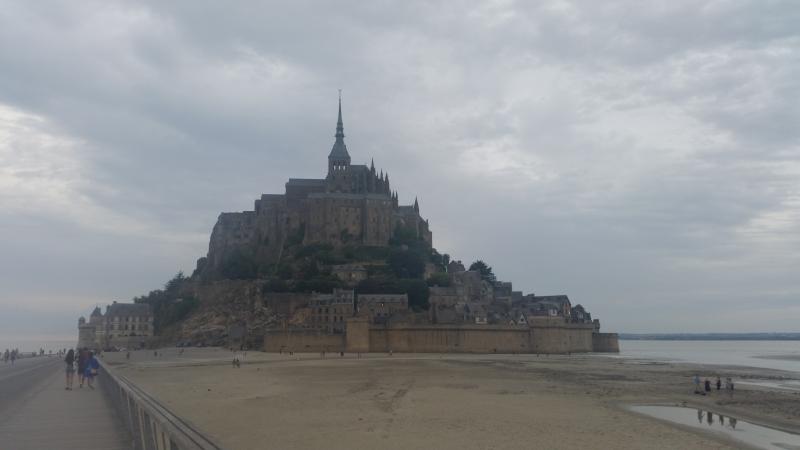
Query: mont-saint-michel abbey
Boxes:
[
  {"xmin": 82, "ymin": 97, "xmax": 617, "ymax": 355},
  {"xmin": 200, "ymin": 97, "xmax": 431, "ymax": 278}
]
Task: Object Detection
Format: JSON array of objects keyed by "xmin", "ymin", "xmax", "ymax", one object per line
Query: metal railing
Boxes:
[{"xmin": 99, "ymin": 360, "xmax": 224, "ymax": 450}]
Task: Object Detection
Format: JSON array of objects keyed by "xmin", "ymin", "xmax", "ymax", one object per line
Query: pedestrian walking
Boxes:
[
  {"xmin": 726, "ymin": 377, "xmax": 734, "ymax": 397},
  {"xmin": 84, "ymin": 352, "xmax": 99, "ymax": 390},
  {"xmin": 693, "ymin": 374, "xmax": 701, "ymax": 394},
  {"xmin": 716, "ymin": 376, "xmax": 721, "ymax": 391},
  {"xmin": 78, "ymin": 348, "xmax": 89, "ymax": 388},
  {"xmin": 704, "ymin": 378, "xmax": 711, "ymax": 393},
  {"xmin": 64, "ymin": 349, "xmax": 76, "ymax": 390}
]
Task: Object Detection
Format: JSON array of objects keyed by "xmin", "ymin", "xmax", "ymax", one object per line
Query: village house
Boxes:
[
  {"xmin": 356, "ymin": 294, "xmax": 408, "ymax": 324},
  {"xmin": 310, "ymin": 289, "xmax": 355, "ymax": 333}
]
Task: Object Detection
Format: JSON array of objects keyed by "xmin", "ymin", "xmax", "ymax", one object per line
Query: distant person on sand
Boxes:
[
  {"xmin": 3, "ymin": 349, "xmax": 8, "ymax": 364},
  {"xmin": 64, "ymin": 349, "xmax": 76, "ymax": 390},
  {"xmin": 10, "ymin": 349, "xmax": 16, "ymax": 365},
  {"xmin": 716, "ymin": 376, "xmax": 721, "ymax": 391},
  {"xmin": 84, "ymin": 352, "xmax": 99, "ymax": 390},
  {"xmin": 726, "ymin": 377, "xmax": 734, "ymax": 397},
  {"xmin": 704, "ymin": 378, "xmax": 711, "ymax": 393},
  {"xmin": 693, "ymin": 374, "xmax": 701, "ymax": 394},
  {"xmin": 78, "ymin": 348, "xmax": 89, "ymax": 388}
]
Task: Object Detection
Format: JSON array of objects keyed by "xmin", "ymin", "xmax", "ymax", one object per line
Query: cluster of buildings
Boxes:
[
  {"xmin": 281, "ymin": 262, "xmax": 597, "ymax": 334},
  {"xmin": 77, "ymin": 301, "xmax": 154, "ymax": 350},
  {"xmin": 429, "ymin": 264, "xmax": 594, "ymax": 327}
]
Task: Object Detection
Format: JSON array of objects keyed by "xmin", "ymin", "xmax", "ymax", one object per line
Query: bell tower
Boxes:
[{"xmin": 327, "ymin": 91, "xmax": 351, "ymax": 177}]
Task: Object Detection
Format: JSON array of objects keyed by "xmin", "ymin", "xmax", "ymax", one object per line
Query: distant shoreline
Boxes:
[{"xmin": 620, "ymin": 333, "xmax": 800, "ymax": 341}]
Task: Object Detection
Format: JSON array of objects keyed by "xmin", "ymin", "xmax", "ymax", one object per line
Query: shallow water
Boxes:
[
  {"xmin": 619, "ymin": 340, "xmax": 800, "ymax": 374},
  {"xmin": 737, "ymin": 379, "xmax": 800, "ymax": 393},
  {"xmin": 630, "ymin": 405, "xmax": 800, "ymax": 450}
]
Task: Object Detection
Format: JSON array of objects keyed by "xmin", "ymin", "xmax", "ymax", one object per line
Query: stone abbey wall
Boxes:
[{"xmin": 264, "ymin": 320, "xmax": 618, "ymax": 354}]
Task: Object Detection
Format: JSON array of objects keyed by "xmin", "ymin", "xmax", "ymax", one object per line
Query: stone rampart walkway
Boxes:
[{"xmin": 0, "ymin": 365, "xmax": 132, "ymax": 449}]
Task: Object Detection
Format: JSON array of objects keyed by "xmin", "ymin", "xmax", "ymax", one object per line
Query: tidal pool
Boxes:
[{"xmin": 629, "ymin": 405, "xmax": 800, "ymax": 450}]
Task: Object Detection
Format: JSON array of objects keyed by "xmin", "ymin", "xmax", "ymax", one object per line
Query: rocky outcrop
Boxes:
[{"xmin": 170, "ymin": 280, "xmax": 278, "ymax": 347}]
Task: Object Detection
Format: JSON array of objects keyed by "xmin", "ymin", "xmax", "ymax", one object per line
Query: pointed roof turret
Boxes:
[
  {"xmin": 414, "ymin": 197, "xmax": 419, "ymax": 212},
  {"xmin": 370, "ymin": 158, "xmax": 375, "ymax": 172},
  {"xmin": 328, "ymin": 91, "xmax": 351, "ymax": 167},
  {"xmin": 91, "ymin": 306, "xmax": 102, "ymax": 317}
]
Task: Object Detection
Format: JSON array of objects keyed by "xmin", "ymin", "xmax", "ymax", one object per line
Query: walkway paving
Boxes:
[{"xmin": 0, "ymin": 364, "xmax": 132, "ymax": 449}]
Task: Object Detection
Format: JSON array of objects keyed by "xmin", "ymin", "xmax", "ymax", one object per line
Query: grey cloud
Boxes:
[{"xmin": 1, "ymin": 0, "xmax": 798, "ymax": 335}]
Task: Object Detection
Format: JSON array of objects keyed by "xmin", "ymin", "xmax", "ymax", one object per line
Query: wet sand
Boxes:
[{"xmin": 103, "ymin": 349, "xmax": 800, "ymax": 450}]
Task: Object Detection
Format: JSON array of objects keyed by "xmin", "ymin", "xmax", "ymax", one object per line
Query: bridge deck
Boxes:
[{"xmin": 0, "ymin": 362, "xmax": 132, "ymax": 449}]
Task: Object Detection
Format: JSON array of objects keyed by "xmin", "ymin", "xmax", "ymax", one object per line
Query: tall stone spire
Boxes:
[
  {"xmin": 335, "ymin": 92, "xmax": 345, "ymax": 140},
  {"xmin": 414, "ymin": 197, "xmax": 419, "ymax": 213},
  {"xmin": 328, "ymin": 91, "xmax": 351, "ymax": 175}
]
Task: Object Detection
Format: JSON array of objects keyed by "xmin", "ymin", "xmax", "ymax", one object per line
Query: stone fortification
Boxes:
[
  {"xmin": 264, "ymin": 320, "xmax": 618, "ymax": 354},
  {"xmin": 592, "ymin": 332, "xmax": 620, "ymax": 352}
]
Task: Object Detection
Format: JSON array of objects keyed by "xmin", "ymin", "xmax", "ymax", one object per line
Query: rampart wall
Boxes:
[
  {"xmin": 592, "ymin": 332, "xmax": 620, "ymax": 352},
  {"xmin": 264, "ymin": 329, "xmax": 345, "ymax": 352},
  {"xmin": 265, "ymin": 320, "xmax": 619, "ymax": 354}
]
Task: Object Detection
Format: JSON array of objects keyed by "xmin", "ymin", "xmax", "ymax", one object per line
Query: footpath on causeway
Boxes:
[{"xmin": 0, "ymin": 362, "xmax": 132, "ymax": 449}]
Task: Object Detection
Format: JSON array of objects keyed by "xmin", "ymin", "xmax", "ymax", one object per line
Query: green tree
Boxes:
[
  {"xmin": 388, "ymin": 248, "xmax": 426, "ymax": 279},
  {"xmin": 469, "ymin": 260, "xmax": 496, "ymax": 283},
  {"xmin": 133, "ymin": 273, "xmax": 198, "ymax": 333},
  {"xmin": 400, "ymin": 279, "xmax": 430, "ymax": 311}
]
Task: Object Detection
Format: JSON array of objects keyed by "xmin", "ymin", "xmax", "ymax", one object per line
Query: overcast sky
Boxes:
[{"xmin": 1, "ymin": 1, "xmax": 798, "ymax": 341}]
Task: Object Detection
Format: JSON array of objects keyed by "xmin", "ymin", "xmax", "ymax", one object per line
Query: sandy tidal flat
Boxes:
[{"xmin": 104, "ymin": 349, "xmax": 800, "ymax": 450}]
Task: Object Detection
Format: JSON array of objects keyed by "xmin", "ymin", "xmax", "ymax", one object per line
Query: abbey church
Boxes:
[{"xmin": 198, "ymin": 97, "xmax": 432, "ymax": 278}]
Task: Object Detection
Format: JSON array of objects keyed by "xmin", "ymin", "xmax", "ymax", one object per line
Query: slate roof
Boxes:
[
  {"xmin": 286, "ymin": 178, "xmax": 326, "ymax": 186},
  {"xmin": 106, "ymin": 302, "xmax": 151, "ymax": 317},
  {"xmin": 530, "ymin": 295, "xmax": 571, "ymax": 306}
]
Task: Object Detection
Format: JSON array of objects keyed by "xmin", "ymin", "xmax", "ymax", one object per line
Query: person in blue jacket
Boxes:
[{"xmin": 84, "ymin": 351, "xmax": 100, "ymax": 390}]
